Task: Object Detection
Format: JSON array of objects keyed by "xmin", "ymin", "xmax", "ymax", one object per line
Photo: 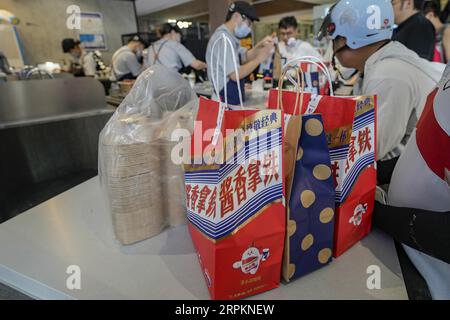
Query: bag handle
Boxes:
[
  {"xmin": 284, "ymin": 56, "xmax": 335, "ymax": 96},
  {"xmin": 276, "ymin": 65, "xmax": 305, "ymax": 116},
  {"xmin": 209, "ymin": 33, "xmax": 245, "ymax": 145},
  {"xmin": 209, "ymin": 33, "xmax": 244, "ymax": 108}
]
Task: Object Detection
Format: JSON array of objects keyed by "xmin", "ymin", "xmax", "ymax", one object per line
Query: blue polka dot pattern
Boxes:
[{"xmin": 286, "ymin": 114, "xmax": 335, "ymax": 281}]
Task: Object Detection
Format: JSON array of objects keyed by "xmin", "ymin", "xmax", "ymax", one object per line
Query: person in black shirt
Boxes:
[
  {"xmin": 392, "ymin": 0, "xmax": 436, "ymax": 60},
  {"xmin": 442, "ymin": 0, "xmax": 450, "ymax": 22}
]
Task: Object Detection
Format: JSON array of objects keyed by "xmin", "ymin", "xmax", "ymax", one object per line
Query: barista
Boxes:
[
  {"xmin": 112, "ymin": 36, "xmax": 146, "ymax": 81},
  {"xmin": 61, "ymin": 38, "xmax": 96, "ymax": 77}
]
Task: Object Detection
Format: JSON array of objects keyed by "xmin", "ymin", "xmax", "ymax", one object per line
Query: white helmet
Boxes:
[{"xmin": 318, "ymin": 0, "xmax": 394, "ymax": 49}]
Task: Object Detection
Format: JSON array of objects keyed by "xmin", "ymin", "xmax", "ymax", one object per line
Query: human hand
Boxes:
[
  {"xmin": 256, "ymin": 44, "xmax": 274, "ymax": 63},
  {"xmin": 257, "ymin": 35, "xmax": 275, "ymax": 49}
]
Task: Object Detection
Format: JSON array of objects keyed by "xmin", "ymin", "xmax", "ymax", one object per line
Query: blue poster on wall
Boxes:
[{"xmin": 79, "ymin": 12, "xmax": 107, "ymax": 51}]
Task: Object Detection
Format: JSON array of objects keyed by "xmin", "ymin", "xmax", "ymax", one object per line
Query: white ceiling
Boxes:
[
  {"xmin": 135, "ymin": 0, "xmax": 192, "ymax": 16},
  {"xmin": 135, "ymin": 0, "xmax": 335, "ymax": 17}
]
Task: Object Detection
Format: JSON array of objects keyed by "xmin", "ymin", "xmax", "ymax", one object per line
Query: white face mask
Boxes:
[
  {"xmin": 234, "ymin": 19, "xmax": 252, "ymax": 39},
  {"xmin": 287, "ymin": 37, "xmax": 297, "ymax": 48}
]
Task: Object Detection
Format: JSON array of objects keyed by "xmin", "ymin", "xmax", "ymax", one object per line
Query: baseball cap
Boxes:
[
  {"xmin": 129, "ymin": 35, "xmax": 147, "ymax": 46},
  {"xmin": 228, "ymin": 1, "xmax": 260, "ymax": 22}
]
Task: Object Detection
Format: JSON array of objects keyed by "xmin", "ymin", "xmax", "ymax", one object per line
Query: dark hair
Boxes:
[
  {"xmin": 423, "ymin": 0, "xmax": 441, "ymax": 17},
  {"xmin": 128, "ymin": 35, "xmax": 146, "ymax": 46},
  {"xmin": 279, "ymin": 16, "xmax": 298, "ymax": 30},
  {"xmin": 225, "ymin": 10, "xmax": 237, "ymax": 22},
  {"xmin": 61, "ymin": 38, "xmax": 80, "ymax": 53},
  {"xmin": 160, "ymin": 23, "xmax": 182, "ymax": 36}
]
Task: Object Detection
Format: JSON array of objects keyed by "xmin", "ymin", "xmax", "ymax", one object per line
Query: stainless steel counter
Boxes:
[{"xmin": 0, "ymin": 77, "xmax": 114, "ymax": 129}]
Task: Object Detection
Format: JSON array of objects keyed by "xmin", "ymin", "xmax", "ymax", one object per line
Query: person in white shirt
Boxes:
[
  {"xmin": 385, "ymin": 61, "xmax": 450, "ymax": 299},
  {"xmin": 112, "ymin": 36, "xmax": 145, "ymax": 81},
  {"xmin": 277, "ymin": 16, "xmax": 322, "ymax": 67},
  {"xmin": 318, "ymin": 0, "xmax": 444, "ymax": 162},
  {"xmin": 61, "ymin": 38, "xmax": 96, "ymax": 77}
]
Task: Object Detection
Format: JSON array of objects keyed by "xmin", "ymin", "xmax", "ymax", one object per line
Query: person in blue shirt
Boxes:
[{"xmin": 206, "ymin": 1, "xmax": 274, "ymax": 105}]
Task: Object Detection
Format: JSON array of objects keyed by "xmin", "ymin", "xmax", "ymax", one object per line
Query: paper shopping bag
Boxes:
[
  {"xmin": 184, "ymin": 96, "xmax": 286, "ymax": 300},
  {"xmin": 272, "ymin": 68, "xmax": 335, "ymax": 281},
  {"xmin": 268, "ymin": 57, "xmax": 377, "ymax": 257}
]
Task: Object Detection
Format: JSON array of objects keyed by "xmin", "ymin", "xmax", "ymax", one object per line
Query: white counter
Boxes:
[{"xmin": 0, "ymin": 177, "xmax": 408, "ymax": 300}]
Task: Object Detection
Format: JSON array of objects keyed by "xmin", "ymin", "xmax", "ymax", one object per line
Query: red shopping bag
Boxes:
[
  {"xmin": 184, "ymin": 97, "xmax": 286, "ymax": 299},
  {"xmin": 268, "ymin": 62, "xmax": 377, "ymax": 257}
]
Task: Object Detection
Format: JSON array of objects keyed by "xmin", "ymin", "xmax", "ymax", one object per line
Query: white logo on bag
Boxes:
[
  {"xmin": 233, "ymin": 247, "xmax": 269, "ymax": 275},
  {"xmin": 349, "ymin": 203, "xmax": 368, "ymax": 226}
]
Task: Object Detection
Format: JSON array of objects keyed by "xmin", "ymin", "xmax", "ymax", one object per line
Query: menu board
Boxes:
[{"xmin": 79, "ymin": 12, "xmax": 107, "ymax": 51}]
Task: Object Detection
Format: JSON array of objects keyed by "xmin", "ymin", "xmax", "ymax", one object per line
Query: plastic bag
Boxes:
[{"xmin": 99, "ymin": 65, "xmax": 198, "ymax": 245}]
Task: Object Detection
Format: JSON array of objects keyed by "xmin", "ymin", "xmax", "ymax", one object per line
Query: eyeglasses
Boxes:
[{"xmin": 279, "ymin": 30, "xmax": 295, "ymax": 38}]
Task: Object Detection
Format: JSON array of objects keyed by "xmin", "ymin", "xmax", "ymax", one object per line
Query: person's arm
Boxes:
[
  {"xmin": 443, "ymin": 27, "xmax": 450, "ymax": 63},
  {"xmin": 83, "ymin": 53, "xmax": 96, "ymax": 77},
  {"xmin": 366, "ymin": 75, "xmax": 415, "ymax": 160},
  {"xmin": 246, "ymin": 36, "xmax": 274, "ymax": 61},
  {"xmin": 377, "ymin": 156, "xmax": 400, "ymax": 185},
  {"xmin": 175, "ymin": 43, "xmax": 205, "ymax": 70},
  {"xmin": 126, "ymin": 53, "xmax": 143, "ymax": 77},
  {"xmin": 229, "ymin": 45, "xmax": 273, "ymax": 81},
  {"xmin": 373, "ymin": 202, "xmax": 450, "ymax": 264},
  {"xmin": 190, "ymin": 59, "xmax": 207, "ymax": 70},
  {"xmin": 229, "ymin": 59, "xmax": 262, "ymax": 81}
]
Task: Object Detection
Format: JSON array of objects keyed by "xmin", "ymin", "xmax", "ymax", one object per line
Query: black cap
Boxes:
[
  {"xmin": 61, "ymin": 38, "xmax": 80, "ymax": 53},
  {"xmin": 229, "ymin": 1, "xmax": 260, "ymax": 22},
  {"xmin": 129, "ymin": 35, "xmax": 147, "ymax": 46}
]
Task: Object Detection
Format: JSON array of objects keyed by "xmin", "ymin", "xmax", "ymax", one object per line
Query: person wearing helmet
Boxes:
[{"xmin": 318, "ymin": 0, "xmax": 445, "ymax": 163}]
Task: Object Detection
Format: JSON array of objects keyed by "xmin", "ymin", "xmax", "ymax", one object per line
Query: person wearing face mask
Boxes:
[
  {"xmin": 277, "ymin": 16, "xmax": 322, "ymax": 67},
  {"xmin": 111, "ymin": 36, "xmax": 146, "ymax": 81},
  {"xmin": 61, "ymin": 38, "xmax": 96, "ymax": 77},
  {"xmin": 145, "ymin": 23, "xmax": 206, "ymax": 72},
  {"xmin": 318, "ymin": 0, "xmax": 444, "ymax": 164},
  {"xmin": 206, "ymin": 1, "xmax": 275, "ymax": 105}
]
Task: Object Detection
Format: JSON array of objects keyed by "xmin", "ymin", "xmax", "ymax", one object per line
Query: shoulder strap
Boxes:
[{"xmin": 151, "ymin": 40, "xmax": 168, "ymax": 65}]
